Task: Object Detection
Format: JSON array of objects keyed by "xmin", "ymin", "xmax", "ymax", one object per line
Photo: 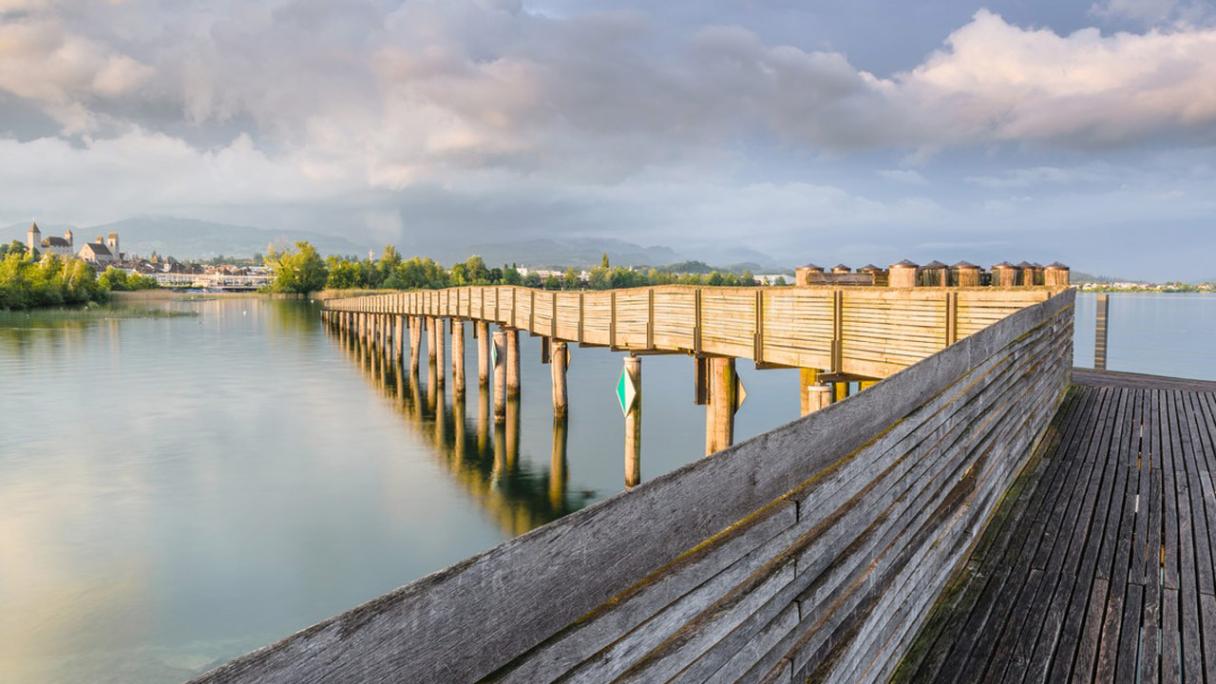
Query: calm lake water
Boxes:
[{"xmin": 1, "ymin": 291, "xmax": 1213, "ymax": 682}]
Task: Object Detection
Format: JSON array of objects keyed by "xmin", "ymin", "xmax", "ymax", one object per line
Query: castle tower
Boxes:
[
  {"xmin": 26, "ymin": 222, "xmax": 41, "ymax": 253},
  {"xmin": 106, "ymin": 232, "xmax": 119, "ymax": 259},
  {"xmin": 64, "ymin": 229, "xmax": 74, "ymax": 248}
]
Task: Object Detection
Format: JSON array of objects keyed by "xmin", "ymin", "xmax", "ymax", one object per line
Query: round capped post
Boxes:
[
  {"xmin": 952, "ymin": 261, "xmax": 982, "ymax": 287},
  {"xmin": 921, "ymin": 260, "xmax": 948, "ymax": 287},
  {"xmin": 991, "ymin": 262, "xmax": 1021, "ymax": 287},
  {"xmin": 830, "ymin": 263, "xmax": 851, "ymax": 275},
  {"xmin": 888, "ymin": 260, "xmax": 919, "ymax": 288},
  {"xmin": 1044, "ymin": 262, "xmax": 1071, "ymax": 287},
  {"xmin": 794, "ymin": 263, "xmax": 825, "ymax": 286}
]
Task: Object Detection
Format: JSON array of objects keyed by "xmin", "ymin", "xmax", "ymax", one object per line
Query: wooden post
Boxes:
[
  {"xmin": 426, "ymin": 317, "xmax": 438, "ymax": 366},
  {"xmin": 807, "ymin": 384, "xmax": 832, "ymax": 414},
  {"xmin": 706, "ymin": 357, "xmax": 736, "ymax": 455},
  {"xmin": 452, "ymin": 320, "xmax": 466, "ymax": 396},
  {"xmin": 506, "ymin": 328, "xmax": 520, "ymax": 398},
  {"xmin": 492, "ymin": 330, "xmax": 506, "ymax": 422},
  {"xmin": 1095, "ymin": 293, "xmax": 1109, "ymax": 370},
  {"xmin": 408, "ymin": 316, "xmax": 422, "ymax": 377},
  {"xmin": 394, "ymin": 315, "xmax": 405, "ymax": 360},
  {"xmin": 624, "ymin": 355, "xmax": 641, "ymax": 488},
  {"xmin": 551, "ymin": 340, "xmax": 568, "ymax": 418},
  {"xmin": 434, "ymin": 318, "xmax": 446, "ymax": 387},
  {"xmin": 834, "ymin": 381, "xmax": 849, "ymax": 403},
  {"xmin": 476, "ymin": 321, "xmax": 490, "ymax": 387},
  {"xmin": 799, "ymin": 368, "xmax": 820, "ymax": 416}
]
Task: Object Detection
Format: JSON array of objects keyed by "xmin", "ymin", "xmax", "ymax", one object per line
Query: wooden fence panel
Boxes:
[
  {"xmin": 653, "ymin": 288, "xmax": 696, "ymax": 351},
  {"xmin": 700, "ymin": 289, "xmax": 756, "ymax": 359},
  {"xmin": 583, "ymin": 292, "xmax": 612, "ymax": 345},
  {"xmin": 761, "ymin": 288, "xmax": 834, "ymax": 370}
]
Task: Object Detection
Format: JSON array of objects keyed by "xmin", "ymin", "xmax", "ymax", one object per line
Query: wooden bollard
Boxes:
[
  {"xmin": 1045, "ymin": 262, "xmax": 1070, "ymax": 287},
  {"xmin": 476, "ymin": 321, "xmax": 490, "ymax": 387},
  {"xmin": 492, "ymin": 330, "xmax": 506, "ymax": 422},
  {"xmin": 888, "ymin": 260, "xmax": 919, "ymax": 288},
  {"xmin": 1095, "ymin": 293, "xmax": 1109, "ymax": 370},
  {"xmin": 706, "ymin": 357, "xmax": 736, "ymax": 455},
  {"xmin": 506, "ymin": 329, "xmax": 521, "ymax": 398},
  {"xmin": 408, "ymin": 316, "xmax": 422, "ymax": 377},
  {"xmin": 623, "ymin": 355, "xmax": 642, "ymax": 488},
  {"xmin": 551, "ymin": 340, "xmax": 568, "ymax": 418},
  {"xmin": 991, "ymin": 262, "xmax": 1020, "ymax": 287},
  {"xmin": 452, "ymin": 320, "xmax": 466, "ymax": 395},
  {"xmin": 952, "ymin": 261, "xmax": 981, "ymax": 287}
]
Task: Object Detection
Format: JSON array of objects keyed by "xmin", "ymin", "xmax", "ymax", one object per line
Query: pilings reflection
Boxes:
[{"xmin": 327, "ymin": 324, "xmax": 594, "ymax": 537}]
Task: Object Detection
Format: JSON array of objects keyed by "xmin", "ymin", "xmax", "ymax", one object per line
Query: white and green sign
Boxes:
[{"xmin": 616, "ymin": 368, "xmax": 638, "ymax": 416}]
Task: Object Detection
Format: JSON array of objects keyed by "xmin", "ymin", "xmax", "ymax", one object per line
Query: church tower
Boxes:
[{"xmin": 26, "ymin": 222, "xmax": 41, "ymax": 254}]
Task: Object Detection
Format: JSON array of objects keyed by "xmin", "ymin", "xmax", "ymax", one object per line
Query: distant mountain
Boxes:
[{"xmin": 1, "ymin": 216, "xmax": 366, "ymax": 259}]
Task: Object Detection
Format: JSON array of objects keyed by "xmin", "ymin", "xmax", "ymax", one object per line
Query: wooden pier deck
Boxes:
[{"xmin": 898, "ymin": 369, "xmax": 1216, "ymax": 683}]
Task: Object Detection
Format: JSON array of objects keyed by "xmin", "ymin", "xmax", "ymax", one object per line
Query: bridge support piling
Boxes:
[
  {"xmin": 395, "ymin": 316, "xmax": 405, "ymax": 360},
  {"xmin": 551, "ymin": 341, "xmax": 568, "ymax": 418},
  {"xmin": 434, "ymin": 319, "xmax": 446, "ymax": 387},
  {"xmin": 493, "ymin": 330, "xmax": 507, "ymax": 422},
  {"xmin": 833, "ymin": 381, "xmax": 849, "ymax": 403},
  {"xmin": 799, "ymin": 368, "xmax": 819, "ymax": 416},
  {"xmin": 706, "ymin": 357, "xmax": 736, "ymax": 455},
  {"xmin": 1095, "ymin": 293, "xmax": 1109, "ymax": 370},
  {"xmin": 408, "ymin": 316, "xmax": 422, "ymax": 377},
  {"xmin": 624, "ymin": 355, "xmax": 642, "ymax": 488},
  {"xmin": 477, "ymin": 321, "xmax": 491, "ymax": 387},
  {"xmin": 506, "ymin": 329, "xmax": 520, "ymax": 398},
  {"xmin": 452, "ymin": 320, "xmax": 466, "ymax": 396},
  {"xmin": 426, "ymin": 317, "xmax": 438, "ymax": 367}
]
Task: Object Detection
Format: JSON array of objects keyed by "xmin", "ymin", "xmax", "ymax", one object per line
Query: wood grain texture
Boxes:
[{"xmin": 211, "ymin": 289, "xmax": 1075, "ymax": 684}]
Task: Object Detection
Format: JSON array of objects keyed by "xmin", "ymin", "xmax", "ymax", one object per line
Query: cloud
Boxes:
[
  {"xmin": 1090, "ymin": 0, "xmax": 1214, "ymax": 26},
  {"xmin": 878, "ymin": 169, "xmax": 930, "ymax": 185}
]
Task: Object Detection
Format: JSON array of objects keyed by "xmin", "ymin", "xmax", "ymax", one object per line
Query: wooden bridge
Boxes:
[{"xmin": 193, "ymin": 268, "xmax": 1216, "ymax": 683}]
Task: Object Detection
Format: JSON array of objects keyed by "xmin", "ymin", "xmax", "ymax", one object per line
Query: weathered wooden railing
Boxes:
[
  {"xmin": 198, "ymin": 288, "xmax": 1074, "ymax": 683},
  {"xmin": 323, "ymin": 285, "xmax": 1059, "ymax": 379}
]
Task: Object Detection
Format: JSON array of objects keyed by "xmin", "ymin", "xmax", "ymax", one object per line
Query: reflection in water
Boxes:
[{"xmin": 327, "ymin": 325, "xmax": 591, "ymax": 535}]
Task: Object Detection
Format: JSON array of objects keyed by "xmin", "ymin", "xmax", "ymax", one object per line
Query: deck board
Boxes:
[{"xmin": 897, "ymin": 369, "xmax": 1216, "ymax": 682}]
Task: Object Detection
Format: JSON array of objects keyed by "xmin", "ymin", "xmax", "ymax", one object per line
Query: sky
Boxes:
[{"xmin": 1, "ymin": 0, "xmax": 1214, "ymax": 279}]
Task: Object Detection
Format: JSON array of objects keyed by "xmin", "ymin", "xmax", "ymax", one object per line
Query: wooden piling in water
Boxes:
[
  {"xmin": 705, "ymin": 357, "xmax": 736, "ymax": 455},
  {"xmin": 506, "ymin": 328, "xmax": 520, "ymax": 398},
  {"xmin": 549, "ymin": 417, "xmax": 568, "ymax": 511},
  {"xmin": 434, "ymin": 319, "xmax": 445, "ymax": 387},
  {"xmin": 477, "ymin": 321, "xmax": 490, "ymax": 387},
  {"xmin": 426, "ymin": 317, "xmax": 437, "ymax": 366},
  {"xmin": 1095, "ymin": 293, "xmax": 1109, "ymax": 370},
  {"xmin": 408, "ymin": 316, "xmax": 421, "ymax": 377},
  {"xmin": 550, "ymin": 341, "xmax": 568, "ymax": 418},
  {"xmin": 452, "ymin": 320, "xmax": 466, "ymax": 395},
  {"xmin": 492, "ymin": 330, "xmax": 506, "ymax": 422},
  {"xmin": 799, "ymin": 368, "xmax": 819, "ymax": 416},
  {"xmin": 395, "ymin": 315, "xmax": 405, "ymax": 360},
  {"xmin": 623, "ymin": 355, "xmax": 641, "ymax": 488}
]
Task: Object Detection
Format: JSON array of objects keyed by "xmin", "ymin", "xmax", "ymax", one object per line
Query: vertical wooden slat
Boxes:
[
  {"xmin": 1095, "ymin": 293, "xmax": 1109, "ymax": 370},
  {"xmin": 647, "ymin": 288, "xmax": 655, "ymax": 350}
]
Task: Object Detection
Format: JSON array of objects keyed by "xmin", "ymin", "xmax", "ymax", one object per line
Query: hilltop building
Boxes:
[
  {"xmin": 25, "ymin": 222, "xmax": 76, "ymax": 258},
  {"xmin": 78, "ymin": 236, "xmax": 116, "ymax": 265}
]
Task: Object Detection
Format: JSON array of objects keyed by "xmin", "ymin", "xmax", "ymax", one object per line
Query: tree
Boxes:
[
  {"xmin": 601, "ymin": 253, "xmax": 610, "ymax": 269},
  {"xmin": 563, "ymin": 267, "xmax": 579, "ymax": 290},
  {"xmin": 270, "ymin": 241, "xmax": 328, "ymax": 294}
]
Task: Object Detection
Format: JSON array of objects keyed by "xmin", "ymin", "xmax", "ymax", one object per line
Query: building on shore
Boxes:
[
  {"xmin": 78, "ymin": 237, "xmax": 116, "ymax": 265},
  {"xmin": 25, "ymin": 222, "xmax": 76, "ymax": 258}
]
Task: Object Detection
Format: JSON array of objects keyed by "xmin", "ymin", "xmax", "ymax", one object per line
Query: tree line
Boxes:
[
  {"xmin": 0, "ymin": 241, "xmax": 157, "ymax": 309},
  {"xmin": 268, "ymin": 242, "xmax": 778, "ymax": 294}
]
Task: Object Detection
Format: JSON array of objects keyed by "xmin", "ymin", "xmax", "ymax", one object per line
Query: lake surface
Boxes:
[{"xmin": 1, "ymin": 291, "xmax": 1212, "ymax": 682}]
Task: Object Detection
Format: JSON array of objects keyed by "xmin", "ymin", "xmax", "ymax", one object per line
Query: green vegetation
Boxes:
[
  {"xmin": 0, "ymin": 245, "xmax": 105, "ymax": 309},
  {"xmin": 268, "ymin": 241, "xmax": 329, "ymax": 294},
  {"xmin": 286, "ymin": 240, "xmax": 766, "ymax": 295},
  {"xmin": 98, "ymin": 266, "xmax": 158, "ymax": 291}
]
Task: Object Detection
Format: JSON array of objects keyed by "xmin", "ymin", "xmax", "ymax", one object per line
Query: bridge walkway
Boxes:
[{"xmin": 897, "ymin": 369, "xmax": 1216, "ymax": 682}]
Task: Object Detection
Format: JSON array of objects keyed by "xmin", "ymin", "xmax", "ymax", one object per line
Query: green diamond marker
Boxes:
[
  {"xmin": 734, "ymin": 376, "xmax": 747, "ymax": 413},
  {"xmin": 491, "ymin": 338, "xmax": 500, "ymax": 368},
  {"xmin": 616, "ymin": 367, "xmax": 637, "ymax": 417}
]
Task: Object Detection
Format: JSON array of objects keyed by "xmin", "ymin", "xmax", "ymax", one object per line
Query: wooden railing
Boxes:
[
  {"xmin": 200, "ymin": 289, "xmax": 1075, "ymax": 684},
  {"xmin": 323, "ymin": 285, "xmax": 1062, "ymax": 378}
]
